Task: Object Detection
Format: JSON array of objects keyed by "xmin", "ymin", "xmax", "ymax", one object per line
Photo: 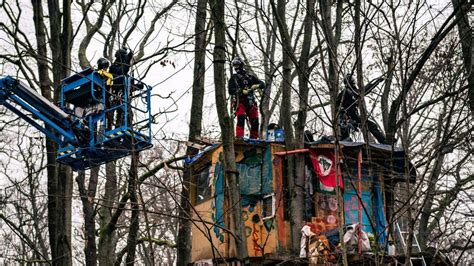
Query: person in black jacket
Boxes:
[
  {"xmin": 228, "ymin": 57, "xmax": 265, "ymax": 139},
  {"xmin": 108, "ymin": 48, "xmax": 134, "ymax": 128},
  {"xmin": 109, "ymin": 48, "xmax": 134, "ymax": 76},
  {"xmin": 336, "ymin": 74, "xmax": 387, "ymax": 144}
]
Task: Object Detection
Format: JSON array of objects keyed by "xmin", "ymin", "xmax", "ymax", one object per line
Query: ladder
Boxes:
[{"xmin": 395, "ymin": 222, "xmax": 427, "ymax": 266}]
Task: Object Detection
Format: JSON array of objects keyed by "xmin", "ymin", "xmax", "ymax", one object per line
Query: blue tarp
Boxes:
[{"xmin": 184, "ymin": 144, "xmax": 219, "ymax": 165}]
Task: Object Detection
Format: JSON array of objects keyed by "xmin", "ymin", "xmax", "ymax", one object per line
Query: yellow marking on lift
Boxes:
[
  {"xmin": 59, "ymin": 148, "xmax": 74, "ymax": 157},
  {"xmin": 109, "ymin": 130, "xmax": 125, "ymax": 138}
]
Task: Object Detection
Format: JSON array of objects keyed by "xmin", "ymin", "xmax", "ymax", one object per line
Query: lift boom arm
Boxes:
[{"xmin": 0, "ymin": 76, "xmax": 77, "ymax": 145}]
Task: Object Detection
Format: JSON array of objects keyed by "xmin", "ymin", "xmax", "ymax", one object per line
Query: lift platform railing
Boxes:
[
  {"xmin": 93, "ymin": 75, "xmax": 152, "ymax": 143},
  {"xmin": 56, "ymin": 69, "xmax": 153, "ymax": 170},
  {"xmin": 0, "ymin": 68, "xmax": 153, "ymax": 171}
]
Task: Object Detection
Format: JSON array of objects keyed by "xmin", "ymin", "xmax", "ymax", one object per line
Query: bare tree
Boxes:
[
  {"xmin": 210, "ymin": 0, "xmax": 249, "ymax": 262},
  {"xmin": 176, "ymin": 0, "xmax": 208, "ymax": 264}
]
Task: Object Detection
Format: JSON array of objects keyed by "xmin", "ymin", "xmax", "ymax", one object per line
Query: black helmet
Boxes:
[
  {"xmin": 343, "ymin": 74, "xmax": 357, "ymax": 92},
  {"xmin": 115, "ymin": 48, "xmax": 128, "ymax": 58},
  {"xmin": 231, "ymin": 57, "xmax": 244, "ymax": 69},
  {"xmin": 97, "ymin": 57, "xmax": 110, "ymax": 70},
  {"xmin": 114, "ymin": 48, "xmax": 133, "ymax": 65}
]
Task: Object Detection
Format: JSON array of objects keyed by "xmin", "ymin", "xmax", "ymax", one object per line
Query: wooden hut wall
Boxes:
[
  {"xmin": 190, "ymin": 143, "xmax": 405, "ymax": 262},
  {"xmin": 306, "ymin": 145, "xmax": 389, "ymax": 247},
  {"xmin": 191, "ymin": 146, "xmax": 230, "ymax": 262},
  {"xmin": 340, "ymin": 147, "xmax": 388, "ymax": 246},
  {"xmin": 234, "ymin": 143, "xmax": 287, "ymax": 257},
  {"xmin": 191, "ymin": 143, "xmax": 288, "ymax": 261}
]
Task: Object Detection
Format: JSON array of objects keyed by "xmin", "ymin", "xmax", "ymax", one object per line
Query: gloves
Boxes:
[
  {"xmin": 251, "ymin": 84, "xmax": 263, "ymax": 95},
  {"xmin": 240, "ymin": 84, "xmax": 261, "ymax": 95}
]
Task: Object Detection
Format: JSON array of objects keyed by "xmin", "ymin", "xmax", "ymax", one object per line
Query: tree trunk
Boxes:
[
  {"xmin": 177, "ymin": 0, "xmax": 207, "ymax": 264},
  {"xmin": 210, "ymin": 0, "xmax": 248, "ymax": 262},
  {"xmin": 354, "ymin": 0, "xmax": 370, "ymax": 143},
  {"xmin": 257, "ymin": 1, "xmax": 277, "ymax": 138},
  {"xmin": 31, "ymin": 3, "xmax": 55, "ymax": 262},
  {"xmin": 319, "ymin": 0, "xmax": 347, "ymax": 263},
  {"xmin": 98, "ymin": 162, "xmax": 119, "ymax": 265},
  {"xmin": 270, "ymin": 0, "xmax": 298, "ymax": 252},
  {"xmin": 418, "ymin": 103, "xmax": 448, "ymax": 247},
  {"xmin": 125, "ymin": 151, "xmax": 140, "ymax": 265},
  {"xmin": 77, "ymin": 168, "xmax": 99, "ymax": 266},
  {"xmin": 451, "ymin": 0, "xmax": 473, "ymax": 115},
  {"xmin": 319, "ymin": 0, "xmax": 342, "ymax": 119},
  {"xmin": 293, "ymin": 0, "xmax": 315, "ymax": 253},
  {"xmin": 46, "ymin": 1, "xmax": 74, "ymax": 264},
  {"xmin": 382, "ymin": 49, "xmax": 395, "ymax": 133}
]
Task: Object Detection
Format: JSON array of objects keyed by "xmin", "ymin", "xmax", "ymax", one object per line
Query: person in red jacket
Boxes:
[{"xmin": 228, "ymin": 57, "xmax": 265, "ymax": 139}]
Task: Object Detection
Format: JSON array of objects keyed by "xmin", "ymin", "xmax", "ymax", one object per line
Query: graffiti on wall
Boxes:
[
  {"xmin": 343, "ymin": 176, "xmax": 374, "ymax": 233},
  {"xmin": 343, "ymin": 192, "xmax": 373, "ymax": 233},
  {"xmin": 212, "ymin": 160, "xmax": 226, "ymax": 242},
  {"xmin": 241, "ymin": 199, "xmax": 264, "ymax": 256},
  {"xmin": 210, "ymin": 148, "xmax": 276, "ymax": 249}
]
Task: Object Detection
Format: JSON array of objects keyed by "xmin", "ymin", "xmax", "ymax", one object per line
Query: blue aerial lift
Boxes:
[{"xmin": 0, "ymin": 68, "xmax": 153, "ymax": 170}]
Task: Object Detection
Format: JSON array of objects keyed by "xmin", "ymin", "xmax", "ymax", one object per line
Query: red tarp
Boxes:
[{"xmin": 310, "ymin": 149, "xmax": 343, "ymax": 188}]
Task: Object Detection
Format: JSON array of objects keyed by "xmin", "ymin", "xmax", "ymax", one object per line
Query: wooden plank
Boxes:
[
  {"xmin": 186, "ymin": 141, "xmax": 206, "ymax": 150},
  {"xmin": 191, "ymin": 199, "xmax": 229, "ymax": 261},
  {"xmin": 309, "ymin": 143, "xmax": 335, "ymax": 149},
  {"xmin": 195, "ymin": 136, "xmax": 220, "ymax": 145},
  {"xmin": 274, "ymin": 148, "xmax": 309, "ymax": 156}
]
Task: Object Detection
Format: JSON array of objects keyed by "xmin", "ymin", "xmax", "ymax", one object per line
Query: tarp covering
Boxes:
[
  {"xmin": 238, "ymin": 149, "xmax": 262, "ymax": 195},
  {"xmin": 342, "ymin": 159, "xmax": 375, "ymax": 234},
  {"xmin": 184, "ymin": 144, "xmax": 219, "ymax": 165},
  {"xmin": 344, "ymin": 189, "xmax": 373, "ymax": 234}
]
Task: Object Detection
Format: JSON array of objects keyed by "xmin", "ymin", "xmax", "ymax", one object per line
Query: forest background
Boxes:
[{"xmin": 0, "ymin": 0, "xmax": 472, "ymax": 265}]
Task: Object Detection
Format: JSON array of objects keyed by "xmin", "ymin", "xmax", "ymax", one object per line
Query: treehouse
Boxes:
[{"xmin": 186, "ymin": 138, "xmax": 418, "ymax": 265}]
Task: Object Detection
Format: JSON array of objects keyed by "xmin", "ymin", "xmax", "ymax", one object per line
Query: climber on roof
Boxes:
[
  {"xmin": 336, "ymin": 73, "xmax": 387, "ymax": 144},
  {"xmin": 228, "ymin": 57, "xmax": 265, "ymax": 139}
]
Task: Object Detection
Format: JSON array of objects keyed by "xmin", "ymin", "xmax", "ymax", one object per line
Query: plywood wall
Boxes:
[{"xmin": 191, "ymin": 143, "xmax": 289, "ymax": 261}]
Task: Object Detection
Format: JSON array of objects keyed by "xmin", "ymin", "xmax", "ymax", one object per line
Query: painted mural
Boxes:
[
  {"xmin": 212, "ymin": 159, "xmax": 225, "ymax": 242},
  {"xmin": 190, "ymin": 142, "xmax": 407, "ymax": 263},
  {"xmin": 343, "ymin": 175, "xmax": 374, "ymax": 234},
  {"xmin": 207, "ymin": 146, "xmax": 279, "ymax": 257},
  {"xmin": 241, "ymin": 198, "xmax": 268, "ymax": 257},
  {"xmin": 309, "ymin": 149, "xmax": 341, "ymax": 236}
]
